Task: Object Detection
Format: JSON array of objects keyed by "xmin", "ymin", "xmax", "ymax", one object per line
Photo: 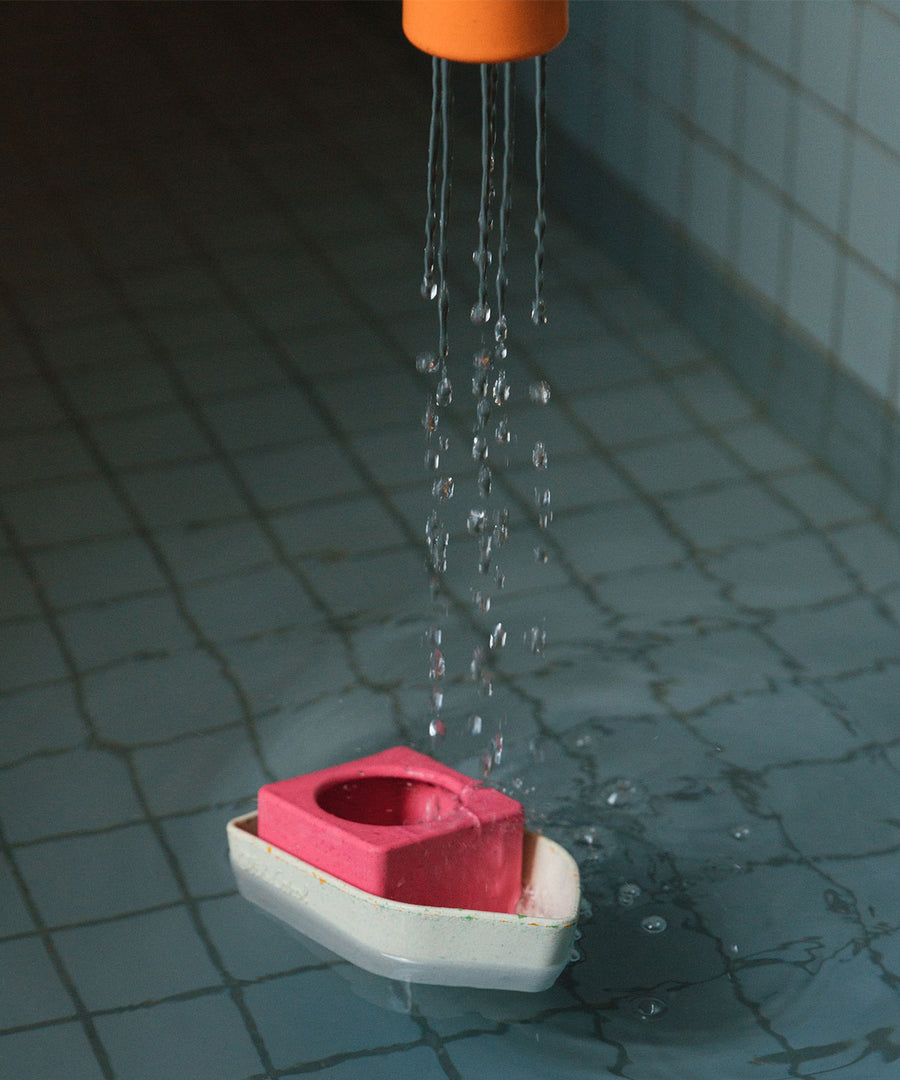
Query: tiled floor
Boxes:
[{"xmin": 3, "ymin": 4, "xmax": 900, "ymax": 1078}]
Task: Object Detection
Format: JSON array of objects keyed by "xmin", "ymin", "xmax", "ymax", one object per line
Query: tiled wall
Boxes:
[{"xmin": 548, "ymin": 0, "xmax": 900, "ymax": 526}]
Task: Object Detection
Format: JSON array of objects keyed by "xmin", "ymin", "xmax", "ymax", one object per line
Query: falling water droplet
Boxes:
[
  {"xmin": 532, "ymin": 441, "xmax": 548, "ymax": 469},
  {"xmin": 534, "ymin": 547, "xmax": 549, "ymax": 564},
  {"xmin": 495, "ymin": 418, "xmax": 511, "ymax": 444},
  {"xmin": 422, "ymin": 404, "xmax": 439, "ymax": 432},
  {"xmin": 493, "ymin": 566, "xmax": 505, "ymax": 588},
  {"xmin": 478, "ymin": 464, "xmax": 493, "ymax": 496},
  {"xmin": 601, "ymin": 778, "xmax": 638, "ymax": 806},
  {"xmin": 429, "ymin": 648, "xmax": 445, "ymax": 679},
  {"xmin": 473, "ymin": 590, "xmax": 491, "ymax": 613},
  {"xmin": 435, "ymin": 373, "xmax": 453, "ymax": 407},
  {"xmin": 468, "ymin": 713, "xmax": 483, "ymax": 735},
  {"xmin": 467, "ymin": 508, "xmax": 487, "ymax": 534},
  {"xmin": 472, "ymin": 434, "xmax": 489, "ymax": 462},
  {"xmin": 424, "ymin": 447, "xmax": 440, "ymax": 470},
  {"xmin": 730, "ymin": 825, "xmax": 751, "ymax": 841},
  {"xmin": 529, "ymin": 380, "xmax": 551, "ymax": 404},
  {"xmin": 492, "ymin": 371, "xmax": 510, "ymax": 404},
  {"xmin": 416, "ymin": 351, "xmax": 439, "ymax": 373},
  {"xmin": 531, "ymin": 298, "xmax": 547, "ymax": 326},
  {"xmin": 489, "ymin": 622, "xmax": 507, "ymax": 649},
  {"xmin": 640, "ymin": 914, "xmax": 667, "ymax": 935},
  {"xmin": 470, "ymin": 300, "xmax": 492, "ymax": 325},
  {"xmin": 431, "ymin": 475, "xmax": 454, "ymax": 500},
  {"xmin": 429, "ymin": 717, "xmax": 446, "ymax": 739},
  {"xmin": 525, "ymin": 625, "xmax": 546, "ymax": 654}
]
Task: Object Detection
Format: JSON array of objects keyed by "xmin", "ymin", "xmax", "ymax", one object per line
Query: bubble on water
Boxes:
[
  {"xmin": 478, "ymin": 464, "xmax": 493, "ymax": 496},
  {"xmin": 467, "ymin": 508, "xmax": 487, "ymax": 534},
  {"xmin": 534, "ymin": 547, "xmax": 549, "ymax": 564},
  {"xmin": 525, "ymin": 625, "xmax": 546, "ymax": 654},
  {"xmin": 529, "ymin": 380, "xmax": 551, "ymax": 404},
  {"xmin": 730, "ymin": 825, "xmax": 751, "ymax": 841},
  {"xmin": 633, "ymin": 996, "xmax": 668, "ymax": 1022},
  {"xmin": 435, "ymin": 374, "xmax": 453, "ymax": 407},
  {"xmin": 601, "ymin": 778, "xmax": 638, "ymax": 806},
  {"xmin": 640, "ymin": 914, "xmax": 667, "ymax": 935},
  {"xmin": 532, "ymin": 441, "xmax": 548, "ymax": 469},
  {"xmin": 495, "ymin": 418, "xmax": 511, "ymax": 444},
  {"xmin": 429, "ymin": 717, "xmax": 446, "ymax": 739},
  {"xmin": 617, "ymin": 882, "xmax": 641, "ymax": 908},
  {"xmin": 489, "ymin": 622, "xmax": 507, "ymax": 649},
  {"xmin": 492, "ymin": 371, "xmax": 510, "ymax": 405},
  {"xmin": 473, "ymin": 590, "xmax": 491, "ymax": 613},
  {"xmin": 468, "ymin": 713, "xmax": 483, "ymax": 735},
  {"xmin": 432, "ymin": 475, "xmax": 454, "ymax": 500},
  {"xmin": 470, "ymin": 300, "xmax": 492, "ymax": 326},
  {"xmin": 472, "ymin": 434, "xmax": 489, "ymax": 462},
  {"xmin": 416, "ymin": 350, "xmax": 439, "ymax": 373}
]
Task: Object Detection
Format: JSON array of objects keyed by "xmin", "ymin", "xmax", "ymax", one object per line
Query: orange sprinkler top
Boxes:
[{"xmin": 402, "ymin": 0, "xmax": 568, "ymax": 64}]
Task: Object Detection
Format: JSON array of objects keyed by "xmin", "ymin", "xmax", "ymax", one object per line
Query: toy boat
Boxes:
[{"xmin": 227, "ymin": 813, "xmax": 580, "ymax": 992}]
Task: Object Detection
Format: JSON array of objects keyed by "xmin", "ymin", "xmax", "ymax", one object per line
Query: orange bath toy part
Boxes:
[{"xmin": 402, "ymin": 0, "xmax": 568, "ymax": 64}]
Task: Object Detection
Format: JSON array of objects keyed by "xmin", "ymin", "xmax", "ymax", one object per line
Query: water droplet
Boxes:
[
  {"xmin": 601, "ymin": 778, "xmax": 638, "ymax": 806},
  {"xmin": 493, "ymin": 566, "xmax": 505, "ymax": 588},
  {"xmin": 472, "ymin": 350, "xmax": 491, "ymax": 371},
  {"xmin": 478, "ymin": 464, "xmax": 493, "ymax": 496},
  {"xmin": 435, "ymin": 374, "xmax": 452, "ymax": 407},
  {"xmin": 478, "ymin": 535, "xmax": 493, "ymax": 574},
  {"xmin": 490, "ymin": 732, "xmax": 503, "ymax": 764},
  {"xmin": 422, "ymin": 404, "xmax": 439, "ymax": 432},
  {"xmin": 489, "ymin": 622, "xmax": 507, "ymax": 649},
  {"xmin": 431, "ymin": 687, "xmax": 443, "ymax": 711},
  {"xmin": 579, "ymin": 896, "xmax": 594, "ymax": 921},
  {"xmin": 492, "ymin": 371, "xmax": 510, "ymax": 405},
  {"xmin": 532, "ymin": 441, "xmax": 548, "ymax": 469},
  {"xmin": 633, "ymin": 996, "xmax": 667, "ymax": 1022},
  {"xmin": 617, "ymin": 882, "xmax": 641, "ymax": 907},
  {"xmin": 578, "ymin": 827, "xmax": 599, "ymax": 847},
  {"xmin": 473, "ymin": 589, "xmax": 491, "ymax": 613},
  {"xmin": 568, "ymin": 947, "xmax": 583, "ymax": 964},
  {"xmin": 529, "ymin": 380, "xmax": 551, "ymax": 404},
  {"xmin": 416, "ymin": 351, "xmax": 439, "ymax": 373},
  {"xmin": 467, "ymin": 508, "xmax": 487, "ymax": 534},
  {"xmin": 538, "ymin": 509, "xmax": 552, "ymax": 530},
  {"xmin": 420, "ymin": 278, "xmax": 438, "ymax": 302},
  {"xmin": 493, "ymin": 314, "xmax": 508, "ymax": 344},
  {"xmin": 429, "ymin": 648, "xmax": 445, "ymax": 679},
  {"xmin": 424, "ymin": 447, "xmax": 440, "ymax": 470},
  {"xmin": 432, "ymin": 475, "xmax": 454, "ymax": 500},
  {"xmin": 468, "ymin": 713, "xmax": 483, "ymax": 735},
  {"xmin": 472, "ymin": 248, "xmax": 493, "ymax": 271},
  {"xmin": 534, "ymin": 547, "xmax": 549, "ymax": 564},
  {"xmin": 525, "ymin": 625, "xmax": 546, "ymax": 654},
  {"xmin": 475, "ymin": 397, "xmax": 491, "ymax": 424},
  {"xmin": 470, "ymin": 300, "xmax": 491, "ymax": 325},
  {"xmin": 531, "ymin": 298, "xmax": 547, "ymax": 325},
  {"xmin": 472, "ymin": 434, "xmax": 489, "ymax": 462},
  {"xmin": 730, "ymin": 825, "xmax": 751, "ymax": 841},
  {"xmin": 492, "ymin": 508, "xmax": 509, "ymax": 543},
  {"xmin": 472, "ymin": 372, "xmax": 490, "ymax": 398},
  {"xmin": 640, "ymin": 914, "xmax": 667, "ymax": 935},
  {"xmin": 429, "ymin": 717, "xmax": 446, "ymax": 739},
  {"xmin": 495, "ymin": 418, "xmax": 511, "ymax": 444}
]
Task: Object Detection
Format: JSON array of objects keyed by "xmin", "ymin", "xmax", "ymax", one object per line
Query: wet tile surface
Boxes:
[{"xmin": 1, "ymin": 5, "xmax": 900, "ymax": 1079}]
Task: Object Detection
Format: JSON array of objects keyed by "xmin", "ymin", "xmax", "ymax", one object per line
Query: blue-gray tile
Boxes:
[
  {"xmin": 0, "ymin": 1022, "xmax": 105, "ymax": 1080},
  {"xmin": 0, "ymin": 936, "xmax": 75, "ymax": 1028},
  {"xmin": 662, "ymin": 480, "xmax": 802, "ymax": 550}
]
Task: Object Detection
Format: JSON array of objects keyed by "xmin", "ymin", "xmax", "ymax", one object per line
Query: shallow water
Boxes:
[{"xmin": 2, "ymin": 5, "xmax": 900, "ymax": 1079}]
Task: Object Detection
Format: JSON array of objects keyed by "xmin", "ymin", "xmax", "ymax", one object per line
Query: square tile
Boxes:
[
  {"xmin": 0, "ymin": 853, "xmax": 33, "ymax": 937},
  {"xmin": 0, "ymin": 936, "xmax": 76, "ymax": 1028},
  {"xmin": 767, "ymin": 595, "xmax": 900, "ymax": 677},
  {"xmin": 171, "ymin": 336, "xmax": 284, "ymax": 398},
  {"xmin": 0, "ymin": 428, "xmax": 94, "ymax": 487},
  {"xmin": 83, "ymin": 648, "xmax": 244, "ymax": 744},
  {"xmin": 271, "ymin": 494, "xmax": 407, "ymax": 561},
  {"xmin": 16, "ymin": 824, "xmax": 182, "ymax": 925},
  {"xmin": 54, "ymin": 906, "xmax": 221, "ymax": 1011},
  {"xmin": 122, "ymin": 460, "xmax": 249, "ymax": 531},
  {"xmin": 838, "ymin": 257, "xmax": 897, "ymax": 398},
  {"xmin": 314, "ymin": 1047, "xmax": 451, "ymax": 1080},
  {"xmin": 830, "ymin": 519, "xmax": 900, "ymax": 591},
  {"xmin": 0, "ymin": 682, "xmax": 85, "ymax": 767},
  {"xmin": 786, "ymin": 217, "xmax": 839, "ymax": 349},
  {"xmin": 793, "ymin": 95, "xmax": 845, "ymax": 232},
  {"xmin": 0, "ymin": 1022, "xmax": 105, "ymax": 1080},
  {"xmin": 132, "ymin": 727, "xmax": 271, "ymax": 816},
  {"xmin": 154, "ymin": 519, "xmax": 273, "ymax": 586},
  {"xmin": 199, "ymin": 385, "xmax": 328, "ymax": 453},
  {"xmin": 688, "ymin": 140, "xmax": 733, "ymax": 261},
  {"xmin": 799, "ymin": 0, "xmax": 854, "ymax": 112},
  {"xmin": 160, "ymin": 807, "xmax": 238, "ymax": 898},
  {"xmin": 857, "ymin": 3, "xmax": 900, "ymax": 154},
  {"xmin": 692, "ymin": 21, "xmax": 738, "ymax": 149},
  {"xmin": 662, "ymin": 480, "xmax": 802, "ymax": 551},
  {"xmin": 770, "ymin": 467, "xmax": 865, "ymax": 528},
  {"xmin": 0, "ymin": 552, "xmax": 40, "ymax": 620},
  {"xmin": 0, "ymin": 618, "xmax": 66, "ymax": 693},
  {"xmin": 847, "ymin": 134, "xmax": 900, "ymax": 279},
  {"xmin": 57, "ymin": 357, "xmax": 175, "ymax": 419},
  {"xmin": 669, "ymin": 366, "xmax": 755, "ymax": 426},
  {"xmin": 94, "ymin": 994, "xmax": 263, "ymax": 1080},
  {"xmin": 741, "ymin": 57, "xmax": 790, "ymax": 189},
  {"xmin": 234, "ymin": 442, "xmax": 364, "ymax": 510},
  {"xmin": 736, "ymin": 172, "xmax": 783, "ymax": 303},
  {"xmin": 243, "ymin": 967, "xmax": 420, "ymax": 1068},
  {"xmin": 32, "ymin": 535, "xmax": 166, "ymax": 609},
  {"xmin": 616, "ymin": 433, "xmax": 744, "ymax": 495},
  {"xmin": 571, "ymin": 381, "xmax": 695, "ymax": 448},
  {"xmin": 551, "ymin": 501, "xmax": 685, "ymax": 576},
  {"xmin": 199, "ymin": 893, "xmax": 321, "ymax": 982},
  {"xmin": 184, "ymin": 564, "xmax": 318, "ymax": 643},
  {"xmin": 720, "ymin": 420, "xmax": 811, "ymax": 473},
  {"xmin": 0, "ymin": 747, "xmax": 142, "ymax": 844},
  {"xmin": 90, "ymin": 406, "xmax": 211, "ymax": 470},
  {"xmin": 0, "ymin": 476, "xmax": 132, "ymax": 548}
]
